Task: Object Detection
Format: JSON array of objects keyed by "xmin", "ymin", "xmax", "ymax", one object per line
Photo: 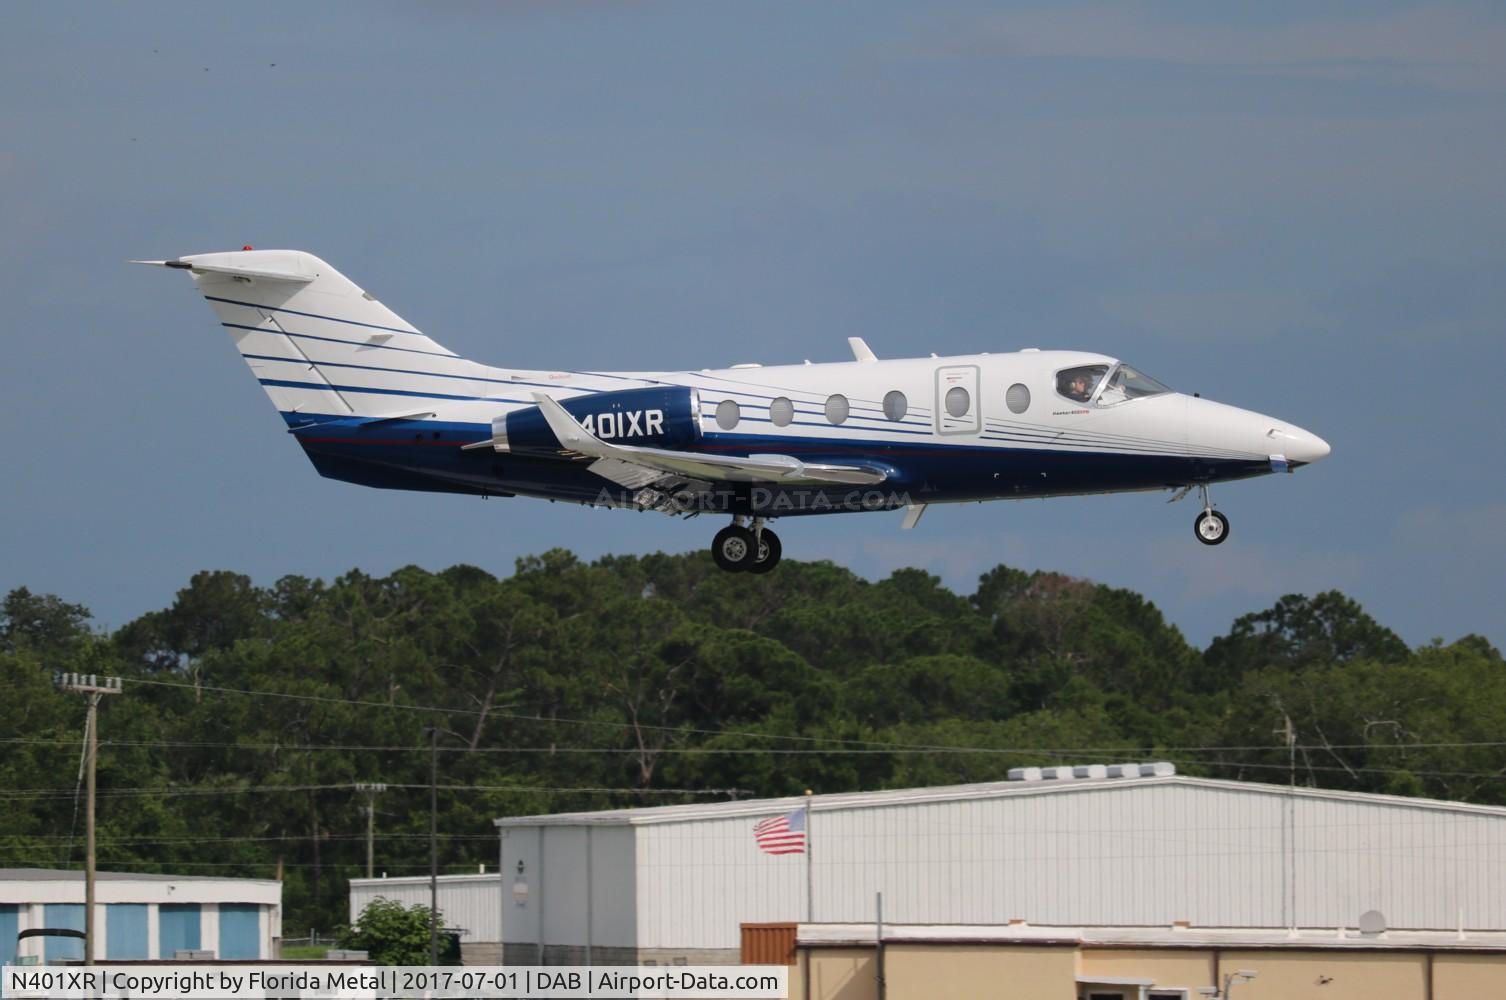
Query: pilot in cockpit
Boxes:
[{"xmin": 1063, "ymin": 372, "xmax": 1093, "ymax": 402}]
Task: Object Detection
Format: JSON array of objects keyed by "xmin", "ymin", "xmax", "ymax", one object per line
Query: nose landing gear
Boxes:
[
  {"xmin": 1193, "ymin": 484, "xmax": 1229, "ymax": 546},
  {"xmin": 711, "ymin": 517, "xmax": 782, "ymax": 573}
]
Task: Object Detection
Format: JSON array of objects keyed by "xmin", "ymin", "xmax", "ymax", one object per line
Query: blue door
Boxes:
[
  {"xmin": 42, "ymin": 905, "xmax": 85, "ymax": 963},
  {"xmin": 218, "ymin": 904, "xmax": 260, "ymax": 960},
  {"xmin": 158, "ymin": 904, "xmax": 201, "ymax": 958},
  {"xmin": 0, "ymin": 905, "xmax": 18, "ymax": 965},
  {"xmin": 106, "ymin": 904, "xmax": 148, "ymax": 960}
]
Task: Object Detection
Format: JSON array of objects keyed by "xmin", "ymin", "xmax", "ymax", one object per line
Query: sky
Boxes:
[{"xmin": 3, "ymin": 2, "xmax": 1503, "ymax": 651}]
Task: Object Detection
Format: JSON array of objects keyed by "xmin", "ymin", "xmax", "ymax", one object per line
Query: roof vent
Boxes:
[
  {"xmin": 1359, "ymin": 910, "xmax": 1387, "ymax": 936},
  {"xmin": 1008, "ymin": 762, "xmax": 1176, "ymax": 782}
]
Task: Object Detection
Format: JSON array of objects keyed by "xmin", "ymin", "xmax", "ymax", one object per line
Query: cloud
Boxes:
[{"xmin": 955, "ymin": 5, "xmax": 1506, "ymax": 93}]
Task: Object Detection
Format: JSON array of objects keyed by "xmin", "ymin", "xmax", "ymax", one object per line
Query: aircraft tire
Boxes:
[
  {"xmin": 746, "ymin": 528, "xmax": 782, "ymax": 574},
  {"xmin": 712, "ymin": 525, "xmax": 757, "ymax": 572},
  {"xmin": 1194, "ymin": 510, "xmax": 1229, "ymax": 546}
]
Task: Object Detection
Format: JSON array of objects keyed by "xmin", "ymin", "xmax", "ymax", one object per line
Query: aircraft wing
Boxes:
[{"xmin": 532, "ymin": 393, "xmax": 888, "ymax": 487}]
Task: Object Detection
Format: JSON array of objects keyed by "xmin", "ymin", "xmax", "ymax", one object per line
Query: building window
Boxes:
[
  {"xmin": 716, "ymin": 399, "xmax": 740, "ymax": 430},
  {"xmin": 825, "ymin": 394, "xmax": 849, "ymax": 425},
  {"xmin": 883, "ymin": 390, "xmax": 908, "ymax": 421},
  {"xmin": 769, "ymin": 397, "xmax": 794, "ymax": 427},
  {"xmin": 945, "ymin": 385, "xmax": 971, "ymax": 418},
  {"xmin": 1006, "ymin": 383, "xmax": 1031, "ymax": 414}
]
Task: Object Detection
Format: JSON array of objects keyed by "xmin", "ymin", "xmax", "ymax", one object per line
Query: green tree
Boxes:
[
  {"xmin": 338, "ymin": 897, "xmax": 456, "ymax": 965},
  {"xmin": 1202, "ymin": 591, "xmax": 1408, "ymax": 689}
]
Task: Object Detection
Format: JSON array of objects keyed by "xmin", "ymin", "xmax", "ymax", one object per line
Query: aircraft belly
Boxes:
[{"xmin": 292, "ymin": 420, "xmax": 1272, "ymax": 513}]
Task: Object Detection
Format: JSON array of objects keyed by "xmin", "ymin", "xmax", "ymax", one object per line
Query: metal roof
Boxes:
[
  {"xmin": 0, "ymin": 868, "xmax": 278, "ymax": 885},
  {"xmin": 494, "ymin": 774, "xmax": 1506, "ymax": 829},
  {"xmin": 350, "ymin": 873, "xmax": 499, "ymax": 889},
  {"xmin": 799, "ymin": 923, "xmax": 1506, "ymax": 952}
]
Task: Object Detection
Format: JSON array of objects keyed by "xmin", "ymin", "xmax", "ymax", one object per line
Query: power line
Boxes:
[
  {"xmin": 0, "ymin": 857, "xmax": 496, "ymax": 872},
  {"xmin": 5, "ymin": 833, "xmax": 498, "ymax": 844},
  {"xmin": 0, "ymin": 782, "xmax": 742, "ymax": 801},
  {"xmin": 10, "ymin": 733, "xmax": 1506, "ymax": 756},
  {"xmin": 118, "ymin": 676, "xmax": 1074, "ymax": 752}
]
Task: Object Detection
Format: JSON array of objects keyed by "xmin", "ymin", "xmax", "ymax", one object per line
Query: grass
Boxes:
[{"xmin": 279, "ymin": 944, "xmax": 329, "ymax": 960}]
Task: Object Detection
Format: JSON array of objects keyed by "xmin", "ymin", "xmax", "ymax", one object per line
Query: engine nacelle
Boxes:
[{"xmin": 492, "ymin": 385, "xmax": 702, "ymax": 456}]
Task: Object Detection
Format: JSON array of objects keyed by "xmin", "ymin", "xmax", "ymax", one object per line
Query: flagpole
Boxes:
[{"xmin": 804, "ymin": 789, "xmax": 814, "ymax": 924}]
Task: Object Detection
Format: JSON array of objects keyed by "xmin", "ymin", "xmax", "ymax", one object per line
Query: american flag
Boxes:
[{"xmin": 754, "ymin": 808, "xmax": 806, "ymax": 855}]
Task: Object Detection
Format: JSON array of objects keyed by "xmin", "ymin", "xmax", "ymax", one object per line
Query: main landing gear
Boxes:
[
  {"xmin": 1193, "ymin": 484, "xmax": 1229, "ymax": 546},
  {"xmin": 711, "ymin": 517, "xmax": 782, "ymax": 573}
]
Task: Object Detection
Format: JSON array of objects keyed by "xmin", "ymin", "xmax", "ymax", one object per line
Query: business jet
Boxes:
[{"xmin": 139, "ymin": 249, "xmax": 1330, "ymax": 573}]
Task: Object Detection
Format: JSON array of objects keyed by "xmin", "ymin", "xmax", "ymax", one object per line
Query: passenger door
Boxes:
[{"xmin": 934, "ymin": 365, "xmax": 981, "ymax": 435}]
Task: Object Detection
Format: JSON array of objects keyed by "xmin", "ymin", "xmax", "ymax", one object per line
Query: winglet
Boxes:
[{"xmin": 848, "ymin": 337, "xmax": 878, "ymax": 363}]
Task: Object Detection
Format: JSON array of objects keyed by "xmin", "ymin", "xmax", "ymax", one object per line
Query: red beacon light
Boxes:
[{"xmin": 242, "ymin": 245, "xmax": 254, "ymax": 251}]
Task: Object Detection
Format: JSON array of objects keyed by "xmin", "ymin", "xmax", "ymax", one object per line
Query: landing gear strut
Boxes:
[
  {"xmin": 1193, "ymin": 484, "xmax": 1229, "ymax": 546},
  {"xmin": 711, "ymin": 517, "xmax": 782, "ymax": 573}
]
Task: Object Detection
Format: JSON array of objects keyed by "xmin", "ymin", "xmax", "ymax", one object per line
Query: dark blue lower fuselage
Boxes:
[{"xmin": 285, "ymin": 412, "xmax": 1275, "ymax": 517}]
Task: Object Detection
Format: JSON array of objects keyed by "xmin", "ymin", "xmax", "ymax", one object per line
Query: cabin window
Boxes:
[
  {"xmin": 1056, "ymin": 364, "xmax": 1110, "ymax": 403},
  {"xmin": 945, "ymin": 385, "xmax": 971, "ymax": 418},
  {"xmin": 825, "ymin": 394, "xmax": 849, "ymax": 425},
  {"xmin": 1097, "ymin": 363, "xmax": 1173, "ymax": 405},
  {"xmin": 769, "ymin": 396, "xmax": 794, "ymax": 427},
  {"xmin": 715, "ymin": 399, "xmax": 740, "ymax": 430},
  {"xmin": 1006, "ymin": 383, "xmax": 1031, "ymax": 414},
  {"xmin": 883, "ymin": 390, "xmax": 908, "ymax": 422}
]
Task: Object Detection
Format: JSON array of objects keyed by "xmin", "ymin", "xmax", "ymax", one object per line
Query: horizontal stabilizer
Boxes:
[{"xmin": 132, "ymin": 251, "xmax": 318, "ymax": 284}]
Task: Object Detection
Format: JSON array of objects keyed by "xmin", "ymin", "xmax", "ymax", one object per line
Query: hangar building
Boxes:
[
  {"xmin": 490, "ymin": 767, "xmax": 1506, "ymax": 967},
  {"xmin": 0, "ymin": 868, "xmax": 282, "ymax": 963}
]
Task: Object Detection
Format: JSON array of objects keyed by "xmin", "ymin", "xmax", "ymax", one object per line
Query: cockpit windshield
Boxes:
[
  {"xmin": 1056, "ymin": 365, "xmax": 1109, "ymax": 403},
  {"xmin": 1097, "ymin": 363, "xmax": 1172, "ymax": 404}
]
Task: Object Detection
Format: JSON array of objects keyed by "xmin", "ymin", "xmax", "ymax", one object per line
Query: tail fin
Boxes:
[{"xmin": 139, "ymin": 249, "xmax": 478, "ymax": 420}]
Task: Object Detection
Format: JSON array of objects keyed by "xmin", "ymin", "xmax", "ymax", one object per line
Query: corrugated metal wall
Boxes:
[
  {"xmin": 496, "ymin": 825, "xmax": 637, "ymax": 950},
  {"xmin": 740, "ymin": 924, "xmax": 797, "ymax": 965},
  {"xmin": 629, "ymin": 782, "xmax": 1506, "ymax": 949},
  {"xmin": 636, "ymin": 814, "xmax": 804, "ymax": 950},
  {"xmin": 349, "ymin": 877, "xmax": 502, "ymax": 943}
]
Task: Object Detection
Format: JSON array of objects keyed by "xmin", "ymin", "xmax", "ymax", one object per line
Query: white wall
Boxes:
[
  {"xmin": 627, "ymin": 782, "xmax": 1506, "ymax": 950},
  {"xmin": 349, "ymin": 875, "xmax": 502, "ymax": 943}
]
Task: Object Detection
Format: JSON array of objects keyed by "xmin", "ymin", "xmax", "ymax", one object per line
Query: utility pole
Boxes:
[
  {"xmin": 354, "ymin": 783, "xmax": 387, "ymax": 879},
  {"xmin": 426, "ymin": 727, "xmax": 439, "ymax": 966},
  {"xmin": 54, "ymin": 673, "xmax": 123, "ymax": 967}
]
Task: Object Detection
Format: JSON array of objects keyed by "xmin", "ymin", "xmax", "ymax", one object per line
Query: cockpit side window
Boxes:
[
  {"xmin": 1097, "ymin": 364, "xmax": 1172, "ymax": 405},
  {"xmin": 1056, "ymin": 365, "xmax": 1109, "ymax": 403}
]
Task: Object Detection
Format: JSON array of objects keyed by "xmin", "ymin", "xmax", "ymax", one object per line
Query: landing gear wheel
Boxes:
[
  {"xmin": 746, "ymin": 528, "xmax": 782, "ymax": 574},
  {"xmin": 1195, "ymin": 509, "xmax": 1230, "ymax": 546},
  {"xmin": 712, "ymin": 525, "xmax": 757, "ymax": 572}
]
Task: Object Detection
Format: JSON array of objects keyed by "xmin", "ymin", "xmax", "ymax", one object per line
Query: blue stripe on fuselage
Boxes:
[{"xmin": 281, "ymin": 411, "xmax": 1272, "ymax": 513}]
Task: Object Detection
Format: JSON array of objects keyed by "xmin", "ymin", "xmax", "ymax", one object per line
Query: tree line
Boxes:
[{"xmin": 2, "ymin": 550, "xmax": 1500, "ymax": 932}]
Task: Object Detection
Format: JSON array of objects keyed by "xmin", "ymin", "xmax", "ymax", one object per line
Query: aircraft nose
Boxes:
[{"xmin": 1274, "ymin": 425, "xmax": 1331, "ymax": 465}]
